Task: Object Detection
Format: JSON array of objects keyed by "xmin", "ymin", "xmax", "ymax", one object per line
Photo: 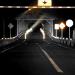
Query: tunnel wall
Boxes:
[
  {"xmin": 17, "ymin": 19, "xmax": 28, "ymax": 36},
  {"xmin": 43, "ymin": 20, "xmax": 54, "ymax": 38},
  {"xmin": 16, "ymin": 19, "xmax": 54, "ymax": 40}
]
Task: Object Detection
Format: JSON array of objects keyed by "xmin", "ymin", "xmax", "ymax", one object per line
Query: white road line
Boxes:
[
  {"xmin": 1, "ymin": 46, "xmax": 16, "ymax": 53},
  {"xmin": 1, "ymin": 43, "xmax": 21, "ymax": 53},
  {"xmin": 1, "ymin": 41, "xmax": 26, "ymax": 54},
  {"xmin": 37, "ymin": 44, "xmax": 63, "ymax": 73}
]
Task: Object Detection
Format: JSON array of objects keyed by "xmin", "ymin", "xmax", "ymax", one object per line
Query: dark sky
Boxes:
[
  {"xmin": 0, "ymin": 8, "xmax": 26, "ymax": 38},
  {"xmin": 0, "ymin": 0, "xmax": 75, "ymax": 6}
]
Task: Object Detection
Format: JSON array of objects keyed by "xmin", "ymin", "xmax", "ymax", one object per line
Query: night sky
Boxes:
[
  {"xmin": 0, "ymin": 0, "xmax": 75, "ymax": 6},
  {"xmin": 0, "ymin": 0, "xmax": 75, "ymax": 38},
  {"xmin": 0, "ymin": 8, "xmax": 26, "ymax": 38}
]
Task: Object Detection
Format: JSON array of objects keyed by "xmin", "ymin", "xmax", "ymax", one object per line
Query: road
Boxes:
[{"xmin": 0, "ymin": 32, "xmax": 75, "ymax": 75}]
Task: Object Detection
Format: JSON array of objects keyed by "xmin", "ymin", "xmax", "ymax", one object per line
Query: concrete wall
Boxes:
[
  {"xmin": 43, "ymin": 20, "xmax": 54, "ymax": 38},
  {"xmin": 17, "ymin": 20, "xmax": 28, "ymax": 36}
]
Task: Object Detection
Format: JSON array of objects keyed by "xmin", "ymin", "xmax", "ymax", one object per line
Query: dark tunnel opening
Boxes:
[{"xmin": 26, "ymin": 23, "xmax": 44, "ymax": 42}]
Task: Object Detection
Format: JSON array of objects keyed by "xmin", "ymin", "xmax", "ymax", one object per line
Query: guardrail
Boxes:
[
  {"xmin": 0, "ymin": 31, "xmax": 25, "ymax": 47},
  {"xmin": 51, "ymin": 36, "xmax": 75, "ymax": 47}
]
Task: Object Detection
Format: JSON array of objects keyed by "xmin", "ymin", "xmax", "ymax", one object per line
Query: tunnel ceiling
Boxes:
[
  {"xmin": 16, "ymin": 9, "xmax": 55, "ymax": 20},
  {"xmin": 16, "ymin": 9, "xmax": 55, "ymax": 28}
]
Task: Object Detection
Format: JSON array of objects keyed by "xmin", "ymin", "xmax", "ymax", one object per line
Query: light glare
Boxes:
[
  {"xmin": 60, "ymin": 22, "xmax": 65, "ymax": 29},
  {"xmin": 38, "ymin": 0, "xmax": 52, "ymax": 7},
  {"xmin": 25, "ymin": 28, "xmax": 33, "ymax": 39},
  {"xmin": 66, "ymin": 19, "xmax": 73, "ymax": 27},
  {"xmin": 55, "ymin": 24, "xmax": 60, "ymax": 30},
  {"xmin": 40, "ymin": 28, "xmax": 45, "ymax": 40}
]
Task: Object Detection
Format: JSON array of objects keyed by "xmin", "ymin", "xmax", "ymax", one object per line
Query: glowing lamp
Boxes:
[
  {"xmin": 60, "ymin": 22, "xmax": 65, "ymax": 29},
  {"xmin": 55, "ymin": 24, "xmax": 60, "ymax": 30}
]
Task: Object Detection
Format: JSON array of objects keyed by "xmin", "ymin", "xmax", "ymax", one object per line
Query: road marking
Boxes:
[
  {"xmin": 37, "ymin": 44, "xmax": 63, "ymax": 73},
  {"xmin": 1, "ymin": 46, "xmax": 16, "ymax": 53},
  {"xmin": 1, "ymin": 43, "xmax": 22, "ymax": 54},
  {"xmin": 0, "ymin": 40, "xmax": 26, "ymax": 54}
]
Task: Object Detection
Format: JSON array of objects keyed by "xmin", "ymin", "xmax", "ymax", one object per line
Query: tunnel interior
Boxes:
[
  {"xmin": 27, "ymin": 23, "xmax": 44, "ymax": 41},
  {"xmin": 33, "ymin": 23, "xmax": 43, "ymax": 32}
]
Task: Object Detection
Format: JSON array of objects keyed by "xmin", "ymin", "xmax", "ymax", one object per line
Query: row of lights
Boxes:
[
  {"xmin": 1, "ymin": 37, "xmax": 16, "ymax": 40},
  {"xmin": 0, "ymin": 6, "xmax": 75, "ymax": 8},
  {"xmin": 55, "ymin": 19, "xmax": 73, "ymax": 39}
]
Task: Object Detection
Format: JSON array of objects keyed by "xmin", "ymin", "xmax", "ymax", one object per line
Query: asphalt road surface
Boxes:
[{"xmin": 0, "ymin": 32, "xmax": 75, "ymax": 75}]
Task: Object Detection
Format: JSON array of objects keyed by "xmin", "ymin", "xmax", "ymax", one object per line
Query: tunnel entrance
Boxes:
[
  {"xmin": 16, "ymin": 9, "xmax": 54, "ymax": 40},
  {"xmin": 25, "ymin": 23, "xmax": 45, "ymax": 41}
]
